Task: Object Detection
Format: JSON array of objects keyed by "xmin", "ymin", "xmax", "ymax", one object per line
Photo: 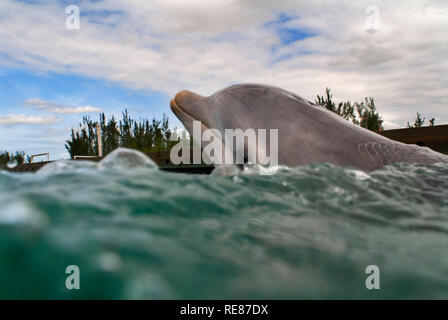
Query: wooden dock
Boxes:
[
  {"xmin": 3, "ymin": 151, "xmax": 215, "ymax": 174},
  {"xmin": 379, "ymin": 125, "xmax": 448, "ymax": 154}
]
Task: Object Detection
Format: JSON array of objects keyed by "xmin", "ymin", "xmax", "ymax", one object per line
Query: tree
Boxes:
[
  {"xmin": 406, "ymin": 113, "xmax": 438, "ymax": 128},
  {"xmin": 356, "ymin": 97, "xmax": 383, "ymax": 131},
  {"xmin": 429, "ymin": 118, "xmax": 435, "ymax": 126},
  {"xmin": 65, "ymin": 116, "xmax": 96, "ymax": 158},
  {"xmin": 316, "ymin": 88, "xmax": 359, "ymax": 125},
  {"xmin": 0, "ymin": 150, "xmax": 26, "ymax": 167},
  {"xmin": 316, "ymin": 88, "xmax": 337, "ymax": 113},
  {"xmin": 100, "ymin": 113, "xmax": 120, "ymax": 155},
  {"xmin": 65, "ymin": 110, "xmax": 175, "ymax": 159},
  {"xmin": 316, "ymin": 88, "xmax": 383, "ymax": 130},
  {"xmin": 407, "ymin": 113, "xmax": 425, "ymax": 128}
]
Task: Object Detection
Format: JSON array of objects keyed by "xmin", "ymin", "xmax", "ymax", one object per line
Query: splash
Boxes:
[
  {"xmin": 98, "ymin": 148, "xmax": 157, "ymax": 170},
  {"xmin": 6, "ymin": 160, "xmax": 18, "ymax": 169}
]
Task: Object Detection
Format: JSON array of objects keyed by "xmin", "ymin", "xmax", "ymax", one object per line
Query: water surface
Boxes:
[{"xmin": 0, "ymin": 149, "xmax": 447, "ymax": 299}]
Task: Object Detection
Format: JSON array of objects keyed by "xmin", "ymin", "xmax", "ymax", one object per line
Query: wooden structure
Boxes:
[
  {"xmin": 379, "ymin": 125, "xmax": 448, "ymax": 154},
  {"xmin": 30, "ymin": 153, "xmax": 50, "ymax": 163},
  {"xmin": 3, "ymin": 150, "xmax": 215, "ymax": 174}
]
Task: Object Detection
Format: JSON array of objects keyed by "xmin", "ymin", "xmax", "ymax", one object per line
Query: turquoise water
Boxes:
[{"xmin": 0, "ymin": 149, "xmax": 447, "ymax": 299}]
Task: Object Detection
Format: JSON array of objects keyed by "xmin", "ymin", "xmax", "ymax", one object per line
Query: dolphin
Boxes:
[{"xmin": 170, "ymin": 83, "xmax": 448, "ymax": 171}]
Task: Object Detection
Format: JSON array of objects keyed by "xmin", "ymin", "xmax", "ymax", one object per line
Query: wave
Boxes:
[{"xmin": 0, "ymin": 149, "xmax": 447, "ymax": 299}]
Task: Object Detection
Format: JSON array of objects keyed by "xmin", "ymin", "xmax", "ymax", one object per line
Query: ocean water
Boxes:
[{"xmin": 0, "ymin": 148, "xmax": 447, "ymax": 299}]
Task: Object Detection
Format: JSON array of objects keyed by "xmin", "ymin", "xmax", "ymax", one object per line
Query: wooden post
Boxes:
[
  {"xmin": 30, "ymin": 152, "xmax": 50, "ymax": 163},
  {"xmin": 96, "ymin": 123, "xmax": 103, "ymax": 158}
]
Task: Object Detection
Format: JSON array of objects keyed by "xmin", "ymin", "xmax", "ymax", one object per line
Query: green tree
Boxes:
[
  {"xmin": 0, "ymin": 150, "xmax": 26, "ymax": 167},
  {"xmin": 99, "ymin": 113, "xmax": 120, "ymax": 155},
  {"xmin": 65, "ymin": 110, "xmax": 175, "ymax": 158},
  {"xmin": 316, "ymin": 88, "xmax": 337, "ymax": 113},
  {"xmin": 65, "ymin": 116, "xmax": 96, "ymax": 158},
  {"xmin": 316, "ymin": 88, "xmax": 358, "ymax": 124},
  {"xmin": 407, "ymin": 112, "xmax": 425, "ymax": 128},
  {"xmin": 356, "ymin": 97, "xmax": 383, "ymax": 131},
  {"xmin": 316, "ymin": 88, "xmax": 383, "ymax": 130}
]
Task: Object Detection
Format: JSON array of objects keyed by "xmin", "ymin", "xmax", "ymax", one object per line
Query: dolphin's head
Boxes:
[
  {"xmin": 170, "ymin": 90, "xmax": 217, "ymax": 135},
  {"xmin": 170, "ymin": 84, "xmax": 286, "ymax": 165},
  {"xmin": 170, "ymin": 84, "xmax": 277, "ymax": 135},
  {"xmin": 170, "ymin": 86, "xmax": 262, "ymax": 164},
  {"xmin": 170, "ymin": 84, "xmax": 322, "ymax": 167}
]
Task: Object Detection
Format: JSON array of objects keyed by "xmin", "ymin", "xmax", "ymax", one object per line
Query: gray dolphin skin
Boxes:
[{"xmin": 170, "ymin": 83, "xmax": 448, "ymax": 171}]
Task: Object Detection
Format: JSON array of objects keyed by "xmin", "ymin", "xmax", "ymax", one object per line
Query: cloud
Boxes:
[
  {"xmin": 25, "ymin": 98, "xmax": 102, "ymax": 114},
  {"xmin": 0, "ymin": 114, "xmax": 61, "ymax": 125},
  {"xmin": 382, "ymin": 121, "xmax": 401, "ymax": 130},
  {"xmin": 0, "ymin": 0, "xmax": 447, "ymax": 128}
]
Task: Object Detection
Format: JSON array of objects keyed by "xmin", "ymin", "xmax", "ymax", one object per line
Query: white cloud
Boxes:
[
  {"xmin": 25, "ymin": 98, "xmax": 102, "ymax": 114},
  {"xmin": 0, "ymin": 114, "xmax": 61, "ymax": 125},
  {"xmin": 0, "ymin": 0, "xmax": 447, "ymax": 128}
]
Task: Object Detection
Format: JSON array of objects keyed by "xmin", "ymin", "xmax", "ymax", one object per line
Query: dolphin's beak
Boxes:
[
  {"xmin": 171, "ymin": 88, "xmax": 218, "ymax": 126},
  {"xmin": 170, "ymin": 90, "xmax": 202, "ymax": 117},
  {"xmin": 170, "ymin": 92, "xmax": 193, "ymax": 128},
  {"xmin": 170, "ymin": 90, "xmax": 211, "ymax": 133},
  {"xmin": 169, "ymin": 97, "xmax": 183, "ymax": 117},
  {"xmin": 170, "ymin": 90, "xmax": 224, "ymax": 164},
  {"xmin": 170, "ymin": 90, "xmax": 203, "ymax": 134}
]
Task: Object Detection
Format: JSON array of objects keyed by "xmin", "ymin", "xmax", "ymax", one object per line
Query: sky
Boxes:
[{"xmin": 0, "ymin": 0, "xmax": 447, "ymax": 160}]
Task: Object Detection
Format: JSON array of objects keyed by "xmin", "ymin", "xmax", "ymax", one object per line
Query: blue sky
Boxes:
[
  {"xmin": 0, "ymin": 67, "xmax": 177, "ymax": 159},
  {"xmin": 1, "ymin": 0, "xmax": 447, "ymax": 160},
  {"xmin": 265, "ymin": 13, "xmax": 315, "ymax": 46},
  {"xmin": 0, "ymin": 67, "xmax": 174, "ymax": 122}
]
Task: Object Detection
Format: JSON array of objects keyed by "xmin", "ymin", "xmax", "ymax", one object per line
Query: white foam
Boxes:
[
  {"xmin": 98, "ymin": 148, "xmax": 157, "ymax": 170},
  {"xmin": 38, "ymin": 160, "xmax": 98, "ymax": 175}
]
